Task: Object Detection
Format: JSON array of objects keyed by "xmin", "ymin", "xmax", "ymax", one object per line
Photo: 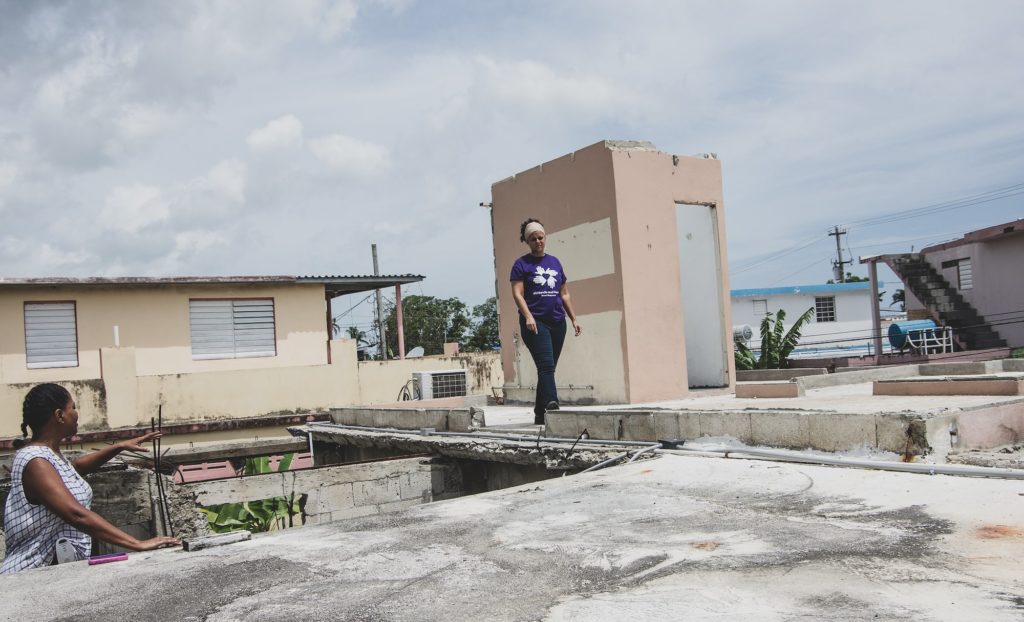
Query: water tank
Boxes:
[{"xmin": 887, "ymin": 319, "xmax": 938, "ymax": 350}]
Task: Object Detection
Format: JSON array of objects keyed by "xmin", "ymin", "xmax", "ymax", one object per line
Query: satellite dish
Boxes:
[{"xmin": 406, "ymin": 346, "xmax": 425, "ymax": 358}]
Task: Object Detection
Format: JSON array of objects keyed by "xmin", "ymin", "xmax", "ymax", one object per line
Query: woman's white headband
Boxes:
[{"xmin": 524, "ymin": 222, "xmax": 545, "ymax": 240}]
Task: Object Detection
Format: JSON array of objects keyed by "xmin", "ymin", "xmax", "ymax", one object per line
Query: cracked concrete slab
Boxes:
[{"xmin": 3, "ymin": 454, "xmax": 1021, "ymax": 621}]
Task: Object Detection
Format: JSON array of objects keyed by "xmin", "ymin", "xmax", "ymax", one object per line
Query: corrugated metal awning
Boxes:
[{"xmin": 0, "ymin": 274, "xmax": 425, "ymax": 297}]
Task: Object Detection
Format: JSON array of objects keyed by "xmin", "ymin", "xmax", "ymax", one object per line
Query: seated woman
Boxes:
[{"xmin": 2, "ymin": 383, "xmax": 180, "ymax": 573}]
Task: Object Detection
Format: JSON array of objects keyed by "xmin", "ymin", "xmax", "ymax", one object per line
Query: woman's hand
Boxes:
[
  {"xmin": 116, "ymin": 431, "xmax": 163, "ymax": 453},
  {"xmin": 571, "ymin": 319, "xmax": 582, "ymax": 336},
  {"xmin": 524, "ymin": 315, "xmax": 538, "ymax": 334},
  {"xmin": 132, "ymin": 536, "xmax": 181, "ymax": 551}
]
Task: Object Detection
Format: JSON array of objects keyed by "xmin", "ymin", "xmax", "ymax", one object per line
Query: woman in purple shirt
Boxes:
[{"xmin": 510, "ymin": 218, "xmax": 582, "ymax": 425}]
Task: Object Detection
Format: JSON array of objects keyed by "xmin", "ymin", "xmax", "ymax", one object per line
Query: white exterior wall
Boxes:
[{"xmin": 731, "ymin": 288, "xmax": 880, "ymax": 356}]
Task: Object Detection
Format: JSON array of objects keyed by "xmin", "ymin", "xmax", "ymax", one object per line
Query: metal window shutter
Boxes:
[
  {"xmin": 190, "ymin": 299, "xmax": 275, "ymax": 359},
  {"xmin": 232, "ymin": 300, "xmax": 276, "ymax": 357},
  {"xmin": 25, "ymin": 303, "xmax": 78, "ymax": 368}
]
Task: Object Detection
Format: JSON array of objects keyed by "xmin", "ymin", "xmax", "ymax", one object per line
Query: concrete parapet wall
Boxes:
[
  {"xmin": 181, "ymin": 457, "xmax": 462, "ymax": 526},
  {"xmin": 1001, "ymin": 359, "xmax": 1024, "ymax": 372},
  {"xmin": 736, "ymin": 369, "xmax": 826, "ymax": 382},
  {"xmin": 549, "ymin": 409, "xmax": 925, "ymax": 454},
  {"xmin": 735, "ymin": 382, "xmax": 803, "ymax": 399},
  {"xmin": 797, "ymin": 364, "xmax": 920, "ymax": 390},
  {"xmin": 328, "ymin": 407, "xmax": 481, "ymax": 432},
  {"xmin": 874, "ymin": 378, "xmax": 1024, "ymax": 396},
  {"xmin": 918, "ymin": 362, "xmax": 991, "ymax": 376}
]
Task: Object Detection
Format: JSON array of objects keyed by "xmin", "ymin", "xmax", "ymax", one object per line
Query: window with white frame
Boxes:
[
  {"xmin": 24, "ymin": 302, "xmax": 79, "ymax": 369},
  {"xmin": 752, "ymin": 299, "xmax": 768, "ymax": 316},
  {"xmin": 189, "ymin": 299, "xmax": 276, "ymax": 360},
  {"xmin": 814, "ymin": 296, "xmax": 836, "ymax": 322}
]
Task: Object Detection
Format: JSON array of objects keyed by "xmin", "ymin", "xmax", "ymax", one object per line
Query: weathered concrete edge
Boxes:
[
  {"xmin": 546, "ymin": 409, "xmax": 927, "ymax": 455},
  {"xmin": 797, "ymin": 364, "xmax": 921, "ymax": 390},
  {"xmin": 300, "ymin": 426, "xmax": 624, "ymax": 470},
  {"xmin": 328, "ymin": 407, "xmax": 482, "ymax": 432}
]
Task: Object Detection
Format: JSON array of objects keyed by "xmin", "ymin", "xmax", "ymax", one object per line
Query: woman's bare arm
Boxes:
[
  {"xmin": 23, "ymin": 458, "xmax": 180, "ymax": 551},
  {"xmin": 512, "ymin": 281, "xmax": 537, "ymax": 334},
  {"xmin": 560, "ymin": 283, "xmax": 582, "ymax": 336},
  {"xmin": 73, "ymin": 431, "xmax": 163, "ymax": 475}
]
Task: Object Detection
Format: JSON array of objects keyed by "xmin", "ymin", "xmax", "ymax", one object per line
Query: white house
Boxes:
[{"xmin": 730, "ymin": 282, "xmax": 891, "ymax": 358}]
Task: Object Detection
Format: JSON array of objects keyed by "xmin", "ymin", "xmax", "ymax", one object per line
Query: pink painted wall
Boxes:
[
  {"xmin": 910, "ymin": 231, "xmax": 1024, "ymax": 347},
  {"xmin": 490, "ymin": 141, "xmax": 626, "ymax": 401},
  {"xmin": 490, "ymin": 140, "xmax": 733, "ymax": 404}
]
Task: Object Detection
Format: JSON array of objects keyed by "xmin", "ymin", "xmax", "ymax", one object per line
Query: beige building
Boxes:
[
  {"xmin": 0, "ymin": 276, "xmax": 501, "ymax": 443},
  {"xmin": 490, "ymin": 140, "xmax": 735, "ymax": 405}
]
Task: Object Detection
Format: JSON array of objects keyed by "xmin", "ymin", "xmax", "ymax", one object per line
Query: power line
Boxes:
[
  {"xmin": 842, "ymin": 181, "xmax": 1024, "ymax": 229},
  {"xmin": 730, "ymin": 180, "xmax": 1023, "ymax": 278}
]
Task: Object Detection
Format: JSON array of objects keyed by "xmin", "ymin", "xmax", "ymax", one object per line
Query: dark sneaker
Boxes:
[{"xmin": 545, "ymin": 401, "xmax": 560, "ymax": 412}]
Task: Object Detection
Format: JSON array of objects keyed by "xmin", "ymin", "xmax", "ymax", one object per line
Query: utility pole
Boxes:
[
  {"xmin": 372, "ymin": 244, "xmax": 388, "ymax": 360},
  {"xmin": 829, "ymin": 226, "xmax": 849, "ymax": 282}
]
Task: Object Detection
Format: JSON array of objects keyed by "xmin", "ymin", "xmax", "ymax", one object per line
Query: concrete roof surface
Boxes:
[{"xmin": 3, "ymin": 454, "xmax": 1022, "ymax": 621}]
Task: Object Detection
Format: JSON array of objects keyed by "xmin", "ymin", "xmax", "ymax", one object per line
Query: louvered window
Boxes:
[
  {"xmin": 189, "ymin": 299, "xmax": 276, "ymax": 360},
  {"xmin": 24, "ymin": 302, "xmax": 79, "ymax": 369}
]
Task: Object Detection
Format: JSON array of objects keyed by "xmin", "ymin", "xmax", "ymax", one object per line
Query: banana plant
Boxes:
[
  {"xmin": 735, "ymin": 307, "xmax": 815, "ymax": 370},
  {"xmin": 197, "ymin": 452, "xmax": 301, "ymax": 533}
]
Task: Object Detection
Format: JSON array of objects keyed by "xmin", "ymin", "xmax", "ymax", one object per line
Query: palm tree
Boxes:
[
  {"xmin": 890, "ymin": 289, "xmax": 905, "ymax": 311},
  {"xmin": 345, "ymin": 325, "xmax": 368, "ymax": 345}
]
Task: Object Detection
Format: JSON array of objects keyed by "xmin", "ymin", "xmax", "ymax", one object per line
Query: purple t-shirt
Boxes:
[{"xmin": 510, "ymin": 253, "xmax": 567, "ymax": 322}]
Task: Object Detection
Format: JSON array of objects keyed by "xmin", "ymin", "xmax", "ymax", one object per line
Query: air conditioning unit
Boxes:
[{"xmin": 413, "ymin": 369, "xmax": 468, "ymax": 400}]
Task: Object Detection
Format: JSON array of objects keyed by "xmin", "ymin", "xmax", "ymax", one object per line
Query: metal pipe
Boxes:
[
  {"xmin": 580, "ymin": 452, "xmax": 629, "ymax": 473},
  {"xmin": 627, "ymin": 444, "xmax": 660, "ymax": 463},
  {"xmin": 665, "ymin": 444, "xmax": 1024, "ymax": 480}
]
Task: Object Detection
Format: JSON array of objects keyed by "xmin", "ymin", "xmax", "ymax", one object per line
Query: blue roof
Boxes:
[{"xmin": 730, "ymin": 281, "xmax": 884, "ymax": 298}]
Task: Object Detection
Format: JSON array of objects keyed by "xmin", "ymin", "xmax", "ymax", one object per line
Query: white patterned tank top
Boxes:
[{"xmin": 1, "ymin": 445, "xmax": 92, "ymax": 573}]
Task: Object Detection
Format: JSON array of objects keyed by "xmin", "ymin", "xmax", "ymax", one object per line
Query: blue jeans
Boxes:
[{"xmin": 520, "ymin": 315, "xmax": 567, "ymax": 423}]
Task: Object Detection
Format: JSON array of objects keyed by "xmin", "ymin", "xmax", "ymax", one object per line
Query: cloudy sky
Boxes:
[{"xmin": 2, "ymin": 1, "xmax": 1022, "ymax": 331}]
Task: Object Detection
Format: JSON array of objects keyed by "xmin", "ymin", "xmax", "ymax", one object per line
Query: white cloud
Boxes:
[
  {"xmin": 476, "ymin": 57, "xmax": 625, "ymax": 112},
  {"xmin": 0, "ymin": 161, "xmax": 17, "ymax": 195},
  {"xmin": 247, "ymin": 115, "xmax": 305, "ymax": 153},
  {"xmin": 0, "ymin": 236, "xmax": 91, "ymax": 271},
  {"xmin": 113, "ymin": 104, "xmax": 178, "ymax": 145},
  {"xmin": 309, "ymin": 133, "xmax": 391, "ymax": 177},
  {"xmin": 100, "ymin": 184, "xmax": 169, "ymax": 234},
  {"xmin": 321, "ymin": 1, "xmax": 360, "ymax": 40}
]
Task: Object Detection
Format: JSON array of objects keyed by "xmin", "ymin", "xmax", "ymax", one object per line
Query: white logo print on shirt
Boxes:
[{"xmin": 533, "ymin": 266, "xmax": 559, "ymax": 289}]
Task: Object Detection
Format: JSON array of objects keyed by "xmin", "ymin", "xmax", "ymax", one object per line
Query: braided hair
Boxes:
[
  {"xmin": 15, "ymin": 383, "xmax": 71, "ymax": 449},
  {"xmin": 519, "ymin": 218, "xmax": 543, "ymax": 242}
]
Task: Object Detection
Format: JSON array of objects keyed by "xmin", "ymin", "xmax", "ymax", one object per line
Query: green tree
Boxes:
[
  {"xmin": 465, "ymin": 297, "xmax": 499, "ymax": 352},
  {"xmin": 345, "ymin": 325, "xmax": 369, "ymax": 345},
  {"xmin": 827, "ymin": 272, "xmax": 868, "ymax": 283},
  {"xmin": 384, "ymin": 295, "xmax": 472, "ymax": 356},
  {"xmin": 734, "ymin": 307, "xmax": 815, "ymax": 370},
  {"xmin": 890, "ymin": 289, "xmax": 905, "ymax": 311}
]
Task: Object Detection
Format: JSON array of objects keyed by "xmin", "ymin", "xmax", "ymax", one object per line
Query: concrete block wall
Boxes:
[{"xmin": 181, "ymin": 457, "xmax": 463, "ymax": 526}]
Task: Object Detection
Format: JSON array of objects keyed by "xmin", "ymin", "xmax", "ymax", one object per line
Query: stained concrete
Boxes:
[{"xmin": 3, "ymin": 454, "xmax": 1021, "ymax": 621}]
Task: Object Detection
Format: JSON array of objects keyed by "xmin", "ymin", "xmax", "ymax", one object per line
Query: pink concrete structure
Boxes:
[
  {"xmin": 908, "ymin": 218, "xmax": 1024, "ymax": 347},
  {"xmin": 489, "ymin": 140, "xmax": 734, "ymax": 405}
]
